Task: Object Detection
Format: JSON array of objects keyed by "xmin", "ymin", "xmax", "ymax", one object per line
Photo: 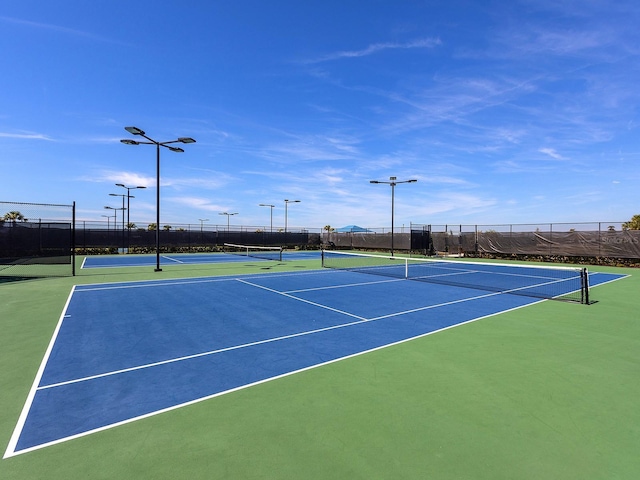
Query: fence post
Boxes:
[{"xmin": 475, "ymin": 225, "xmax": 478, "ymax": 254}]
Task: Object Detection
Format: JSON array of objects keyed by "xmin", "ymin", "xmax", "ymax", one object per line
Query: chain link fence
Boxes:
[
  {"xmin": 1, "ymin": 201, "xmax": 75, "ymax": 278},
  {"xmin": 322, "ymin": 222, "xmax": 640, "ymax": 262},
  {"xmin": 411, "ymin": 223, "xmax": 640, "ymax": 262}
]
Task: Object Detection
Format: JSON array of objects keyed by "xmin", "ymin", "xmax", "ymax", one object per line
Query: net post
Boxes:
[
  {"xmin": 321, "ymin": 249, "xmax": 325, "ymax": 268},
  {"xmin": 72, "ymin": 201, "xmax": 76, "ymax": 276},
  {"xmin": 405, "ymin": 258, "xmax": 408, "ymax": 279},
  {"xmin": 581, "ymin": 268, "xmax": 590, "ymax": 304}
]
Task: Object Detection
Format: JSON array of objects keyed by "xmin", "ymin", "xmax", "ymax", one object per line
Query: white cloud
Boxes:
[
  {"xmin": 0, "ymin": 131, "xmax": 54, "ymax": 141},
  {"xmin": 82, "ymin": 170, "xmax": 156, "ymax": 187},
  {"xmin": 539, "ymin": 147, "xmax": 566, "ymax": 160},
  {"xmin": 0, "ymin": 15, "xmax": 126, "ymax": 45},
  {"xmin": 304, "ymin": 38, "xmax": 442, "ymax": 64},
  {"xmin": 263, "ymin": 134, "xmax": 362, "ymax": 162},
  {"xmin": 168, "ymin": 196, "xmax": 228, "ymax": 212}
]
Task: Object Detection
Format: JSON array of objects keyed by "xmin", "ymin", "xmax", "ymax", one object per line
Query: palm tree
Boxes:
[
  {"xmin": 3, "ymin": 211, "xmax": 28, "ymax": 225},
  {"xmin": 323, "ymin": 224, "xmax": 334, "ymax": 241},
  {"xmin": 622, "ymin": 214, "xmax": 640, "ymax": 230}
]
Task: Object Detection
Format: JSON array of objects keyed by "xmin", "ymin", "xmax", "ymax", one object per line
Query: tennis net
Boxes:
[
  {"xmin": 321, "ymin": 251, "xmax": 590, "ymax": 303},
  {"xmin": 223, "ymin": 243, "xmax": 283, "ymax": 262}
]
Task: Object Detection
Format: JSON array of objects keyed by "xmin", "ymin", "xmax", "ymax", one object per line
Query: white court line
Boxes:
[
  {"xmin": 4, "ymin": 287, "xmax": 77, "ymax": 459},
  {"xmin": 368, "ymin": 290, "xmax": 505, "ymax": 320},
  {"xmin": 589, "ymin": 271, "xmax": 632, "ymax": 285},
  {"xmin": 161, "ymin": 255, "xmax": 184, "ymax": 264},
  {"xmin": 73, "ymin": 268, "xmax": 336, "ymax": 292},
  {"xmin": 33, "ymin": 276, "xmax": 494, "ymax": 392},
  {"xmin": 73, "ymin": 270, "xmax": 341, "ymax": 293},
  {"xmin": 235, "ymin": 278, "xmax": 368, "ymax": 319},
  {"xmin": 4, "ymin": 287, "xmax": 540, "ymax": 458},
  {"xmin": 75, "ymin": 276, "xmax": 234, "ymax": 292},
  {"xmin": 285, "ymin": 277, "xmax": 405, "ymax": 293}
]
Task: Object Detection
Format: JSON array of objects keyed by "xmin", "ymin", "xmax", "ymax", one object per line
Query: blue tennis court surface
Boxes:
[
  {"xmin": 5, "ymin": 268, "xmax": 625, "ymax": 457},
  {"xmin": 81, "ymin": 251, "xmax": 320, "ymax": 268}
]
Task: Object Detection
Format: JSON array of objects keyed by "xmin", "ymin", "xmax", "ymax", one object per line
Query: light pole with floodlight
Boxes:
[
  {"xmin": 116, "ymin": 183, "xmax": 146, "ymax": 251},
  {"xmin": 109, "ymin": 193, "xmax": 127, "ymax": 252},
  {"xmin": 198, "ymin": 218, "xmax": 209, "ymax": 243},
  {"xmin": 219, "ymin": 212, "xmax": 238, "ymax": 232},
  {"xmin": 104, "ymin": 205, "xmax": 124, "ymax": 251},
  {"xmin": 259, "ymin": 204, "xmax": 275, "ymax": 233},
  {"xmin": 120, "ymin": 126, "xmax": 196, "ymax": 272},
  {"xmin": 369, "ymin": 176, "xmax": 417, "ymax": 256},
  {"xmin": 284, "ymin": 199, "xmax": 300, "ymax": 233}
]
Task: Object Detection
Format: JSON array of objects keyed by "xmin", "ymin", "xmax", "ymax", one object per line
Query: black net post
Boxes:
[{"xmin": 72, "ymin": 201, "xmax": 76, "ymax": 276}]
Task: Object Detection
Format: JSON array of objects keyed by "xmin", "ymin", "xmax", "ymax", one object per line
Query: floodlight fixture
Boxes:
[
  {"xmin": 259, "ymin": 203, "xmax": 275, "ymax": 232},
  {"xmin": 369, "ymin": 176, "xmax": 418, "ymax": 255},
  {"xmin": 121, "ymin": 126, "xmax": 196, "ymax": 271},
  {"xmin": 284, "ymin": 199, "xmax": 301, "ymax": 233},
  {"xmin": 125, "ymin": 126, "xmax": 145, "ymax": 136},
  {"xmin": 219, "ymin": 212, "xmax": 238, "ymax": 232}
]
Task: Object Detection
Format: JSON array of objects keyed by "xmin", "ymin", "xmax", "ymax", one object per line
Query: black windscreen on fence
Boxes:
[
  {"xmin": 0, "ymin": 201, "xmax": 75, "ymax": 278},
  {"xmin": 410, "ymin": 229, "xmax": 433, "ymax": 255},
  {"xmin": 0, "ymin": 222, "xmax": 72, "ymax": 265},
  {"xmin": 411, "ymin": 223, "xmax": 640, "ymax": 259}
]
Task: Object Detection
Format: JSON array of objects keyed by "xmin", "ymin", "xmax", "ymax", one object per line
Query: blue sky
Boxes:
[{"xmin": 1, "ymin": 1, "xmax": 639, "ymax": 231}]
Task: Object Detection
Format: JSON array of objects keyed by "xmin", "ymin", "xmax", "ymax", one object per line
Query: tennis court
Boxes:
[
  {"xmin": 5, "ymin": 258, "xmax": 624, "ymax": 456},
  {"xmin": 1, "ymin": 255, "xmax": 638, "ymax": 479}
]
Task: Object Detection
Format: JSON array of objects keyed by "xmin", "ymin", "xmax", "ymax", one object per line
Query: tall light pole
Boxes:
[
  {"xmin": 219, "ymin": 212, "xmax": 238, "ymax": 232},
  {"xmin": 101, "ymin": 214, "xmax": 111, "ymax": 231},
  {"xmin": 109, "ymin": 193, "xmax": 127, "ymax": 252},
  {"xmin": 198, "ymin": 218, "xmax": 209, "ymax": 244},
  {"xmin": 259, "ymin": 204, "xmax": 275, "ymax": 232},
  {"xmin": 121, "ymin": 126, "xmax": 196, "ymax": 272},
  {"xmin": 103, "ymin": 207, "xmax": 117, "ymax": 225},
  {"xmin": 370, "ymin": 176, "xmax": 417, "ymax": 256},
  {"xmin": 116, "ymin": 183, "xmax": 147, "ymax": 239},
  {"xmin": 284, "ymin": 199, "xmax": 300, "ymax": 233},
  {"xmin": 104, "ymin": 205, "xmax": 124, "ymax": 251}
]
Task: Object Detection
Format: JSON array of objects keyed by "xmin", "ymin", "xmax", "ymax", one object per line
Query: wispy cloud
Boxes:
[
  {"xmin": 303, "ymin": 38, "xmax": 441, "ymax": 64},
  {"xmin": 167, "ymin": 175, "xmax": 232, "ymax": 191},
  {"xmin": 0, "ymin": 15, "xmax": 126, "ymax": 45},
  {"xmin": 539, "ymin": 147, "xmax": 566, "ymax": 160},
  {"xmin": 168, "ymin": 196, "xmax": 228, "ymax": 212},
  {"xmin": 0, "ymin": 131, "xmax": 54, "ymax": 141},
  {"xmin": 81, "ymin": 170, "xmax": 155, "ymax": 187},
  {"xmin": 263, "ymin": 134, "xmax": 362, "ymax": 162},
  {"xmin": 499, "ymin": 27, "xmax": 613, "ymax": 59}
]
